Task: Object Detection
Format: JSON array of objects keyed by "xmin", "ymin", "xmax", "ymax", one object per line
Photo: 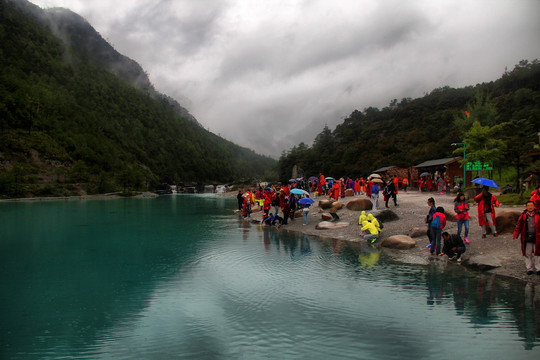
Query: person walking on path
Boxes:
[
  {"xmin": 441, "ymin": 232, "xmax": 466, "ymax": 262},
  {"xmin": 354, "ymin": 178, "xmax": 361, "ymax": 196},
  {"xmin": 402, "ymin": 178, "xmax": 409, "ymax": 192},
  {"xmin": 429, "ymin": 206, "xmax": 446, "ymax": 256},
  {"xmin": 371, "ymin": 183, "xmax": 379, "ymax": 210},
  {"xmin": 384, "ymin": 178, "xmax": 398, "ymax": 208},
  {"xmin": 474, "ymin": 186, "xmax": 500, "ymax": 238},
  {"xmin": 454, "ymin": 192, "xmax": 470, "ymax": 243},
  {"xmin": 512, "ymin": 201, "xmax": 540, "ymax": 275},
  {"xmin": 301, "ymin": 203, "xmax": 310, "ymax": 225}
]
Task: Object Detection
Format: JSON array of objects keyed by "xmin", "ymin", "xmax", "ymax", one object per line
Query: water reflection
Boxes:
[
  {"xmin": 423, "ymin": 264, "xmax": 540, "ymax": 350},
  {"xmin": 1, "ymin": 197, "xmax": 539, "ymax": 359},
  {"xmin": 241, "ymin": 222, "xmax": 540, "ymax": 352}
]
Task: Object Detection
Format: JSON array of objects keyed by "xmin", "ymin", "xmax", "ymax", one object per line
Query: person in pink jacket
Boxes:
[
  {"xmin": 454, "ymin": 192, "xmax": 470, "ymax": 243},
  {"xmin": 474, "ymin": 186, "xmax": 499, "ymax": 238}
]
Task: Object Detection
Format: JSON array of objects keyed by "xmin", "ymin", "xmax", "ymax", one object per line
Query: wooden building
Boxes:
[{"xmin": 414, "ymin": 157, "xmax": 464, "ymax": 188}]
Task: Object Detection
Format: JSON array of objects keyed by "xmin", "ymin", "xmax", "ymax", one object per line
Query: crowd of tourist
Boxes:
[{"xmin": 236, "ymin": 175, "xmax": 540, "ymax": 276}]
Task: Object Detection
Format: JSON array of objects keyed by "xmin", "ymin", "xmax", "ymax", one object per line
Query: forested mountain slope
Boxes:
[
  {"xmin": 278, "ymin": 60, "xmax": 540, "ymax": 183},
  {"xmin": 0, "ymin": 0, "xmax": 276, "ymax": 197}
]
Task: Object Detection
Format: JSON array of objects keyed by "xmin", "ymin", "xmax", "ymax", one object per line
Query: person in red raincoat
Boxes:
[
  {"xmin": 393, "ymin": 175, "xmax": 399, "ymax": 194},
  {"xmin": 474, "ymin": 186, "xmax": 500, "ymax": 238},
  {"xmin": 354, "ymin": 178, "xmax": 361, "ymax": 195},
  {"xmin": 319, "ymin": 174, "xmax": 326, "ymax": 194},
  {"xmin": 513, "ymin": 201, "xmax": 540, "ymax": 275},
  {"xmin": 263, "ymin": 195, "xmax": 271, "ymax": 216},
  {"xmin": 530, "ymin": 184, "xmax": 540, "ymax": 210},
  {"xmin": 340, "ymin": 179, "xmax": 346, "ymax": 198},
  {"xmin": 329, "ymin": 183, "xmax": 339, "ymax": 200},
  {"xmin": 366, "ymin": 180, "xmax": 373, "ymax": 197}
]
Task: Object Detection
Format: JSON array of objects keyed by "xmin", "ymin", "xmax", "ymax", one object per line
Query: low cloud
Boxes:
[{"xmin": 31, "ymin": 0, "xmax": 540, "ymax": 157}]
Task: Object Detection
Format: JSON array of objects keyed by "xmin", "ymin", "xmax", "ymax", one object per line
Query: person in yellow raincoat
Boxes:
[
  {"xmin": 368, "ymin": 213, "xmax": 381, "ymax": 232},
  {"xmin": 358, "ymin": 211, "xmax": 368, "ymax": 225},
  {"xmin": 361, "ymin": 220, "xmax": 379, "ymax": 243}
]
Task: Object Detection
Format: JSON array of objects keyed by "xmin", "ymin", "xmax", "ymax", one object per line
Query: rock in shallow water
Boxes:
[
  {"xmin": 316, "ymin": 221, "xmax": 349, "ymax": 230},
  {"xmin": 382, "ymin": 235, "xmax": 416, "ymax": 249},
  {"xmin": 463, "ymin": 255, "xmax": 502, "ymax": 270}
]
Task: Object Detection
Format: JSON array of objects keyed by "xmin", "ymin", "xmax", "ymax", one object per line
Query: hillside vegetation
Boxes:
[
  {"xmin": 278, "ymin": 60, "xmax": 540, "ymax": 188},
  {"xmin": 0, "ymin": 0, "xmax": 276, "ymax": 197}
]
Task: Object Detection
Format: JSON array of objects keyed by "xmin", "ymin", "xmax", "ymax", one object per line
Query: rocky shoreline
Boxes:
[{"xmin": 235, "ymin": 190, "xmax": 539, "ymax": 284}]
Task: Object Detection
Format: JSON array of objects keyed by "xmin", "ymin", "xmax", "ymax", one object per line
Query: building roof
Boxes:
[
  {"xmin": 414, "ymin": 157, "xmax": 461, "ymax": 168},
  {"xmin": 372, "ymin": 166, "xmax": 397, "ymax": 173}
]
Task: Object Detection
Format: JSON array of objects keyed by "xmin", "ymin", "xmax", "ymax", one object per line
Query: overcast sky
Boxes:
[{"xmin": 30, "ymin": 0, "xmax": 540, "ymax": 158}]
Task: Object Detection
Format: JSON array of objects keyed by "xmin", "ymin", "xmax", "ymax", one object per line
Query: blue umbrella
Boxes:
[
  {"xmin": 290, "ymin": 188, "xmax": 305, "ymax": 195},
  {"xmin": 472, "ymin": 177, "xmax": 499, "ymax": 189},
  {"xmin": 298, "ymin": 197, "xmax": 314, "ymax": 205}
]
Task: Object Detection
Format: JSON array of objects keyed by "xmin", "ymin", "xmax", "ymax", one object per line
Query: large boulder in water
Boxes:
[
  {"xmin": 382, "ymin": 235, "xmax": 416, "ymax": 249},
  {"xmin": 346, "ymin": 198, "xmax": 372, "ymax": 211},
  {"xmin": 316, "ymin": 221, "xmax": 349, "ymax": 230},
  {"xmin": 319, "ymin": 199, "xmax": 336, "ymax": 209},
  {"xmin": 496, "ymin": 210, "xmax": 521, "ymax": 235},
  {"xmin": 373, "ymin": 209, "xmax": 399, "ymax": 222}
]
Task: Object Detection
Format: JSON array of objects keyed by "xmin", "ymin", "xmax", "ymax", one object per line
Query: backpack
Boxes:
[{"xmin": 431, "ymin": 215, "xmax": 440, "ymax": 228}]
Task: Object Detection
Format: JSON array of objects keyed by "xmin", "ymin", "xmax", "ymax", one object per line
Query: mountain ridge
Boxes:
[{"xmin": 0, "ymin": 0, "xmax": 277, "ymax": 198}]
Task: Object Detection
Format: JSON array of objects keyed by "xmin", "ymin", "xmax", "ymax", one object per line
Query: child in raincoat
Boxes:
[
  {"xmin": 358, "ymin": 211, "xmax": 368, "ymax": 225},
  {"xmin": 361, "ymin": 220, "xmax": 379, "ymax": 243}
]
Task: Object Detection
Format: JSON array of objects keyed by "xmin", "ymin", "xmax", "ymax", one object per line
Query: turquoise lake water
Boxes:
[{"xmin": 1, "ymin": 194, "xmax": 539, "ymax": 359}]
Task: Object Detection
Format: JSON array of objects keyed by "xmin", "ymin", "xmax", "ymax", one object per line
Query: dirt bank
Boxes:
[
  {"xmin": 0, "ymin": 192, "xmax": 158, "ymax": 202},
  {"xmin": 236, "ymin": 190, "xmax": 539, "ymax": 284}
]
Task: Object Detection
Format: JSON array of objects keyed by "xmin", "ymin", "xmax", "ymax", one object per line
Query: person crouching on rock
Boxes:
[
  {"xmin": 441, "ymin": 232, "xmax": 466, "ymax": 263},
  {"xmin": 361, "ymin": 220, "xmax": 379, "ymax": 243},
  {"xmin": 263, "ymin": 213, "xmax": 283, "ymax": 228},
  {"xmin": 512, "ymin": 201, "xmax": 540, "ymax": 275},
  {"xmin": 367, "ymin": 213, "xmax": 381, "ymax": 232}
]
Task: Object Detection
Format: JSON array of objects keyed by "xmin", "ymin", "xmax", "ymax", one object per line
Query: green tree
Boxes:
[
  {"xmin": 459, "ymin": 121, "xmax": 505, "ymax": 177},
  {"xmin": 497, "ymin": 118, "xmax": 537, "ymax": 189}
]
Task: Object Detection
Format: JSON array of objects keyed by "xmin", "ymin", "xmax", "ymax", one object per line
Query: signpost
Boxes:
[{"xmin": 465, "ymin": 161, "xmax": 493, "ymax": 171}]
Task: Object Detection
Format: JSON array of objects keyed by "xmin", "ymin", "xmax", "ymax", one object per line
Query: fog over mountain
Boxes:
[{"xmin": 30, "ymin": 0, "xmax": 540, "ymax": 157}]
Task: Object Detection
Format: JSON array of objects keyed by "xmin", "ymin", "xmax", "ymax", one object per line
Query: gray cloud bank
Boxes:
[{"xmin": 32, "ymin": 0, "xmax": 540, "ymax": 157}]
